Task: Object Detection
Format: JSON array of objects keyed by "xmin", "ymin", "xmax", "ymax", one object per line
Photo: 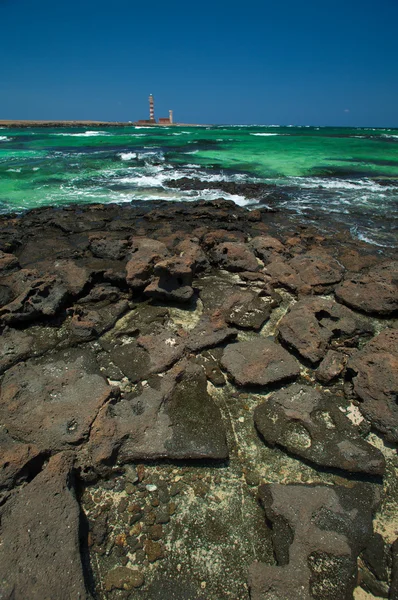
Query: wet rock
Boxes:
[
  {"xmin": 0, "ymin": 453, "xmax": 92, "ymax": 599},
  {"xmin": 221, "ymin": 338, "xmax": 300, "ymax": 387},
  {"xmin": 278, "ymin": 297, "xmax": 373, "ymax": 365},
  {"xmin": 210, "ymin": 242, "xmax": 259, "ymax": 272},
  {"xmin": 0, "ymin": 269, "xmax": 67, "ymax": 325},
  {"xmin": 346, "ymin": 328, "xmax": 398, "ymax": 443},
  {"xmin": 0, "ymin": 348, "xmax": 113, "ymax": 452},
  {"xmin": 249, "ymin": 483, "xmax": 380, "ymax": 600},
  {"xmin": 104, "ymin": 566, "xmax": 144, "ymax": 591},
  {"xmin": 315, "ymin": 350, "xmax": 346, "ymax": 383},
  {"xmin": 335, "ymin": 260, "xmax": 398, "ymax": 315},
  {"xmin": 125, "ymin": 237, "xmax": 169, "ymax": 290},
  {"xmin": 254, "ymin": 383, "xmax": 385, "ymax": 475},
  {"xmin": 144, "ymin": 255, "xmax": 194, "ymax": 303}
]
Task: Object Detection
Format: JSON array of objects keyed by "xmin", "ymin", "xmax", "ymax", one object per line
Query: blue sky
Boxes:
[{"xmin": 0, "ymin": 0, "xmax": 397, "ymax": 126}]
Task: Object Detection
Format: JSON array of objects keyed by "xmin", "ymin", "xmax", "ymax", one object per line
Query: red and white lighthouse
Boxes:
[{"xmin": 149, "ymin": 94, "xmax": 155, "ymax": 122}]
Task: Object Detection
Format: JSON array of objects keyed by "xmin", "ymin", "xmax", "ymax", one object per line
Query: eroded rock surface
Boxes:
[
  {"xmin": 249, "ymin": 483, "xmax": 380, "ymax": 600},
  {"xmin": 254, "ymin": 383, "xmax": 385, "ymax": 475},
  {"xmin": 278, "ymin": 297, "xmax": 373, "ymax": 365},
  {"xmin": 346, "ymin": 328, "xmax": 398, "ymax": 443}
]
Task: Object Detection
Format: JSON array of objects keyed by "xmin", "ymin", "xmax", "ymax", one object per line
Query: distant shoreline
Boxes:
[{"xmin": 0, "ymin": 120, "xmax": 205, "ymax": 128}]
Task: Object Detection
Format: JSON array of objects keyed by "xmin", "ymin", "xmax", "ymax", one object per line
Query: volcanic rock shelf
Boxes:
[{"xmin": 0, "ymin": 199, "xmax": 397, "ymax": 600}]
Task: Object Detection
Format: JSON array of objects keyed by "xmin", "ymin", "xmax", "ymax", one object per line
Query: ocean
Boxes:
[{"xmin": 0, "ymin": 124, "xmax": 397, "ymax": 247}]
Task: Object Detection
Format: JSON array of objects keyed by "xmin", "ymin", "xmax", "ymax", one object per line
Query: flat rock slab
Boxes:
[
  {"xmin": 347, "ymin": 328, "xmax": 398, "ymax": 443},
  {"xmin": 0, "ymin": 348, "xmax": 113, "ymax": 452},
  {"xmin": 254, "ymin": 383, "xmax": 385, "ymax": 475},
  {"xmin": 249, "ymin": 483, "xmax": 379, "ymax": 600},
  {"xmin": 221, "ymin": 338, "xmax": 300, "ymax": 387},
  {"xmin": 278, "ymin": 297, "xmax": 373, "ymax": 365},
  {"xmin": 137, "ymin": 331, "xmax": 186, "ymax": 373},
  {"xmin": 0, "ymin": 452, "xmax": 91, "ymax": 600},
  {"xmin": 87, "ymin": 362, "xmax": 228, "ymax": 471},
  {"xmin": 335, "ymin": 260, "xmax": 398, "ymax": 315},
  {"xmin": 186, "ymin": 314, "xmax": 237, "ymax": 352},
  {"xmin": 289, "ymin": 250, "xmax": 345, "ymax": 290}
]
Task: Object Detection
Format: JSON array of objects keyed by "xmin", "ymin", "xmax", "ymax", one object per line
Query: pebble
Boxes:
[
  {"xmin": 168, "ymin": 502, "xmax": 177, "ymax": 516},
  {"xmin": 125, "ymin": 483, "xmax": 135, "ymax": 495},
  {"xmin": 146, "ymin": 484, "xmax": 158, "ymax": 492},
  {"xmin": 135, "ymin": 549, "xmax": 146, "ymax": 564},
  {"xmin": 124, "ymin": 465, "xmax": 139, "ymax": 484},
  {"xmin": 144, "ymin": 539, "xmax": 164, "ymax": 562},
  {"xmin": 155, "ymin": 509, "xmax": 170, "ymax": 524},
  {"xmin": 118, "ymin": 498, "xmax": 128, "ymax": 513},
  {"xmin": 144, "ymin": 511, "xmax": 156, "ymax": 526},
  {"xmin": 149, "ymin": 524, "xmax": 163, "ymax": 541}
]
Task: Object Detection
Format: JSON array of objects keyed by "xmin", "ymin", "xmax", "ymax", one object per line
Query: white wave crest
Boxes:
[
  {"xmin": 0, "ymin": 136, "xmax": 10, "ymax": 141},
  {"xmin": 54, "ymin": 130, "xmax": 110, "ymax": 137},
  {"xmin": 119, "ymin": 152, "xmax": 137, "ymax": 161},
  {"xmin": 6, "ymin": 168, "xmax": 21, "ymax": 172},
  {"xmin": 250, "ymin": 133, "xmax": 285, "ymax": 137}
]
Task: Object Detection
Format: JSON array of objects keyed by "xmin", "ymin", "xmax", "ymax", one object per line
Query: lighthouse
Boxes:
[{"xmin": 149, "ymin": 94, "xmax": 155, "ymax": 122}]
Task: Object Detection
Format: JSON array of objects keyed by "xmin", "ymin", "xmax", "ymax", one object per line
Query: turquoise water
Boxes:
[{"xmin": 0, "ymin": 125, "xmax": 397, "ymax": 246}]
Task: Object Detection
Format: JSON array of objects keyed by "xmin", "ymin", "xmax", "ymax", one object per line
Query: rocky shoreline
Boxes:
[{"xmin": 0, "ymin": 199, "xmax": 397, "ymax": 599}]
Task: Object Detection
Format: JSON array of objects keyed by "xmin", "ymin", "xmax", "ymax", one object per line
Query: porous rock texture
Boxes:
[
  {"xmin": 249, "ymin": 483, "xmax": 380, "ymax": 600},
  {"xmin": 0, "ymin": 199, "xmax": 396, "ymax": 598},
  {"xmin": 346, "ymin": 328, "xmax": 398, "ymax": 443},
  {"xmin": 254, "ymin": 383, "xmax": 385, "ymax": 475}
]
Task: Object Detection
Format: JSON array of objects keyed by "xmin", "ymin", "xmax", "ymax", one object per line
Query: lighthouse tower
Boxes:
[{"xmin": 149, "ymin": 94, "xmax": 155, "ymax": 122}]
